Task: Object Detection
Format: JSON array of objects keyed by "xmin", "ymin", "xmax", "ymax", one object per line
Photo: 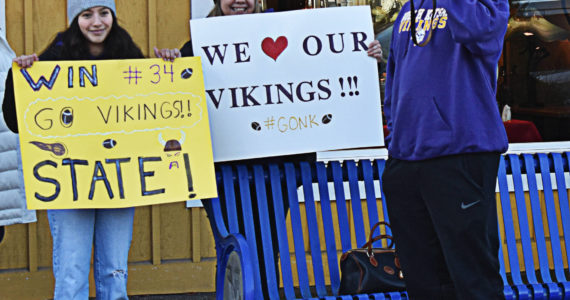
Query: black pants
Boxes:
[
  {"xmin": 382, "ymin": 153, "xmax": 504, "ymax": 300},
  {"xmin": 0, "ymin": 226, "xmax": 4, "ymax": 244}
]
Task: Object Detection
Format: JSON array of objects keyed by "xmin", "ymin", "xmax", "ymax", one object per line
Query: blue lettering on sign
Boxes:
[
  {"xmin": 79, "ymin": 65, "xmax": 98, "ymax": 87},
  {"xmin": 106, "ymin": 158, "xmax": 131, "ymax": 199},
  {"xmin": 89, "ymin": 161, "xmax": 114, "ymax": 200},
  {"xmin": 32, "ymin": 156, "xmax": 167, "ymax": 202},
  {"xmin": 33, "ymin": 160, "xmax": 61, "ymax": 202},
  {"xmin": 62, "ymin": 158, "xmax": 89, "ymax": 201},
  {"xmin": 21, "ymin": 65, "xmax": 61, "ymax": 91},
  {"xmin": 139, "ymin": 157, "xmax": 166, "ymax": 196}
]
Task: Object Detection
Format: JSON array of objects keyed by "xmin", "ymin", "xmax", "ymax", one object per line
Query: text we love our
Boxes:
[
  {"xmin": 200, "ymin": 31, "xmax": 370, "ymax": 110},
  {"xmin": 201, "ymin": 31, "xmax": 369, "ymax": 64}
]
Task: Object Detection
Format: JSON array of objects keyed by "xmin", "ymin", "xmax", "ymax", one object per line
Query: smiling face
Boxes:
[
  {"xmin": 219, "ymin": 0, "xmax": 256, "ymax": 15},
  {"xmin": 77, "ymin": 6, "xmax": 114, "ymax": 55}
]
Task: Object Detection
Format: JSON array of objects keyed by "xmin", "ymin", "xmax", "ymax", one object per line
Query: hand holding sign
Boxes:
[
  {"xmin": 191, "ymin": 7, "xmax": 383, "ymax": 162},
  {"xmin": 12, "ymin": 57, "xmax": 217, "ymax": 209}
]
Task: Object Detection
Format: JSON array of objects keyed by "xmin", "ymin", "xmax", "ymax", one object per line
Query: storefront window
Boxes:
[
  {"xmin": 365, "ymin": 0, "xmax": 570, "ymax": 143},
  {"xmin": 502, "ymin": 0, "xmax": 570, "ymax": 141}
]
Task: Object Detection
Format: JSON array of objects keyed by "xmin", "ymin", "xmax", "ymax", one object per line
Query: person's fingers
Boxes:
[
  {"xmin": 164, "ymin": 49, "xmax": 172, "ymax": 61},
  {"xmin": 161, "ymin": 49, "xmax": 171, "ymax": 61},
  {"xmin": 26, "ymin": 56, "xmax": 34, "ymax": 67},
  {"xmin": 14, "ymin": 54, "xmax": 39, "ymax": 68},
  {"xmin": 166, "ymin": 49, "xmax": 180, "ymax": 62},
  {"xmin": 153, "ymin": 48, "xmax": 181, "ymax": 62},
  {"xmin": 21, "ymin": 56, "xmax": 30, "ymax": 68},
  {"xmin": 367, "ymin": 40, "xmax": 383, "ymax": 58},
  {"xmin": 368, "ymin": 40, "xmax": 380, "ymax": 49},
  {"xmin": 12, "ymin": 57, "xmax": 21, "ymax": 67},
  {"xmin": 13, "ymin": 57, "xmax": 24, "ymax": 68},
  {"xmin": 170, "ymin": 49, "xmax": 179, "ymax": 60}
]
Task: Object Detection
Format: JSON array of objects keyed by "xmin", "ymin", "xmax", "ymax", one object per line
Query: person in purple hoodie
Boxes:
[{"xmin": 381, "ymin": 0, "xmax": 509, "ymax": 299}]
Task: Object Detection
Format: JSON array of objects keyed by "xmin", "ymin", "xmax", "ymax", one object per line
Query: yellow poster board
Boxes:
[{"xmin": 13, "ymin": 57, "xmax": 217, "ymax": 209}]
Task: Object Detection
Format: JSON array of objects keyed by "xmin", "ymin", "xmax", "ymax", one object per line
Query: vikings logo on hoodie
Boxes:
[
  {"xmin": 383, "ymin": 0, "xmax": 510, "ymax": 161},
  {"xmin": 398, "ymin": 7, "xmax": 448, "ymax": 44}
]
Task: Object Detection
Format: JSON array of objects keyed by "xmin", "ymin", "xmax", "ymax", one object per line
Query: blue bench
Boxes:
[
  {"xmin": 497, "ymin": 150, "xmax": 570, "ymax": 299},
  {"xmin": 206, "ymin": 149, "xmax": 570, "ymax": 299}
]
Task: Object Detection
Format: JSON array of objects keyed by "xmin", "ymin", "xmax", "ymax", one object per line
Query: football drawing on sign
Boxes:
[{"xmin": 30, "ymin": 141, "xmax": 67, "ymax": 156}]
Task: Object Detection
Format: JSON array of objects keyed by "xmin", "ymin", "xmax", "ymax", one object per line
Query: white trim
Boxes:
[
  {"xmin": 506, "ymin": 141, "xmax": 570, "ymax": 154},
  {"xmin": 186, "ymin": 199, "xmax": 203, "ymax": 207},
  {"xmin": 188, "ymin": 171, "xmax": 570, "ymax": 206},
  {"xmin": 317, "ymin": 148, "xmax": 389, "ymax": 162},
  {"xmin": 298, "ymin": 180, "xmax": 381, "ymax": 202},
  {"xmin": 297, "ymin": 171, "xmax": 570, "ymax": 201},
  {"xmin": 316, "ymin": 142, "xmax": 570, "ymax": 162},
  {"xmin": 188, "ymin": 142, "xmax": 570, "ymax": 207},
  {"xmin": 498, "ymin": 172, "xmax": 570, "ymax": 193}
]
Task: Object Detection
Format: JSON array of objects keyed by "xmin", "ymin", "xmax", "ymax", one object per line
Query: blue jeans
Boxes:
[{"xmin": 48, "ymin": 208, "xmax": 135, "ymax": 300}]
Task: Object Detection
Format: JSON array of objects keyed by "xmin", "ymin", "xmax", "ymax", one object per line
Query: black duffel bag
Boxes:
[{"xmin": 338, "ymin": 221, "xmax": 406, "ymax": 295}]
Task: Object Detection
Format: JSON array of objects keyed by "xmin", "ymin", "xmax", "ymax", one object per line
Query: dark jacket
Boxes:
[{"xmin": 180, "ymin": 40, "xmax": 194, "ymax": 57}]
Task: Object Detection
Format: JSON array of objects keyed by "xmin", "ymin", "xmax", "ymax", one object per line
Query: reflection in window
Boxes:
[{"xmin": 500, "ymin": 0, "xmax": 570, "ymax": 141}]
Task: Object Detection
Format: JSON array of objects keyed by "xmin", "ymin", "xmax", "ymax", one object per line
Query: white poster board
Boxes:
[{"xmin": 191, "ymin": 6, "xmax": 383, "ymax": 162}]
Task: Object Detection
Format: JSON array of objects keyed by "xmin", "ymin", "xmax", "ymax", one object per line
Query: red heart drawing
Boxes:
[{"xmin": 261, "ymin": 36, "xmax": 288, "ymax": 61}]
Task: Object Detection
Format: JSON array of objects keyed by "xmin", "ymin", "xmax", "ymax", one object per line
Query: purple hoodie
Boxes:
[{"xmin": 383, "ymin": 0, "xmax": 509, "ymax": 161}]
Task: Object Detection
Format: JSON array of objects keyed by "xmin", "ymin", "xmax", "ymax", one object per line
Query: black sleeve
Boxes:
[
  {"xmin": 180, "ymin": 40, "xmax": 194, "ymax": 57},
  {"xmin": 2, "ymin": 69, "xmax": 18, "ymax": 133}
]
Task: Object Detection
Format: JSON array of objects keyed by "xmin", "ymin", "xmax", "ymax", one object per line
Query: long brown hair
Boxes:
[{"xmin": 45, "ymin": 12, "xmax": 144, "ymax": 60}]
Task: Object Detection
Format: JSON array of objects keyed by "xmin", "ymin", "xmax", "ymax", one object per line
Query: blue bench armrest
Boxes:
[{"xmin": 215, "ymin": 232, "xmax": 255, "ymax": 300}]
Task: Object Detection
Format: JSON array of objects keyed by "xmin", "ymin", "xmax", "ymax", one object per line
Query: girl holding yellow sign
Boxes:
[{"xmin": 2, "ymin": 1, "xmax": 176, "ymax": 299}]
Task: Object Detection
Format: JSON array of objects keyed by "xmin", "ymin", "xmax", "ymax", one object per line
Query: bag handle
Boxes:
[{"xmin": 361, "ymin": 221, "xmax": 395, "ymax": 257}]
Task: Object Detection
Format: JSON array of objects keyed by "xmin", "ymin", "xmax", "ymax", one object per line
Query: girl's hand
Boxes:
[
  {"xmin": 367, "ymin": 40, "xmax": 384, "ymax": 63},
  {"xmin": 13, "ymin": 54, "xmax": 39, "ymax": 68},
  {"xmin": 154, "ymin": 47, "xmax": 181, "ymax": 62}
]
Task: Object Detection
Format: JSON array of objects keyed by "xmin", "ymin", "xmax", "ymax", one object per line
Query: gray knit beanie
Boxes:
[{"xmin": 67, "ymin": 0, "xmax": 116, "ymax": 24}]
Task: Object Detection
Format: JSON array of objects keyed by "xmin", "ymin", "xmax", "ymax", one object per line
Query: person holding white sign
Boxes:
[
  {"xmin": 381, "ymin": 0, "xmax": 509, "ymax": 299},
  {"xmin": 2, "ymin": 1, "xmax": 178, "ymax": 299},
  {"xmin": 178, "ymin": 0, "xmax": 384, "ymax": 60},
  {"xmin": 160, "ymin": 0, "xmax": 387, "ymax": 297}
]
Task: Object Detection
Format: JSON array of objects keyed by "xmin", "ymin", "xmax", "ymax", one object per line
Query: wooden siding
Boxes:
[
  {"xmin": 0, "ymin": 2, "xmax": 214, "ymax": 298},
  {"xmin": 0, "ymin": 203, "xmax": 217, "ymax": 299},
  {"xmin": 5, "ymin": 0, "xmax": 190, "ymax": 57}
]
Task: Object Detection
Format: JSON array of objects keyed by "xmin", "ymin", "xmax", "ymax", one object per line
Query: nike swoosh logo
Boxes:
[{"xmin": 461, "ymin": 200, "xmax": 481, "ymax": 210}]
